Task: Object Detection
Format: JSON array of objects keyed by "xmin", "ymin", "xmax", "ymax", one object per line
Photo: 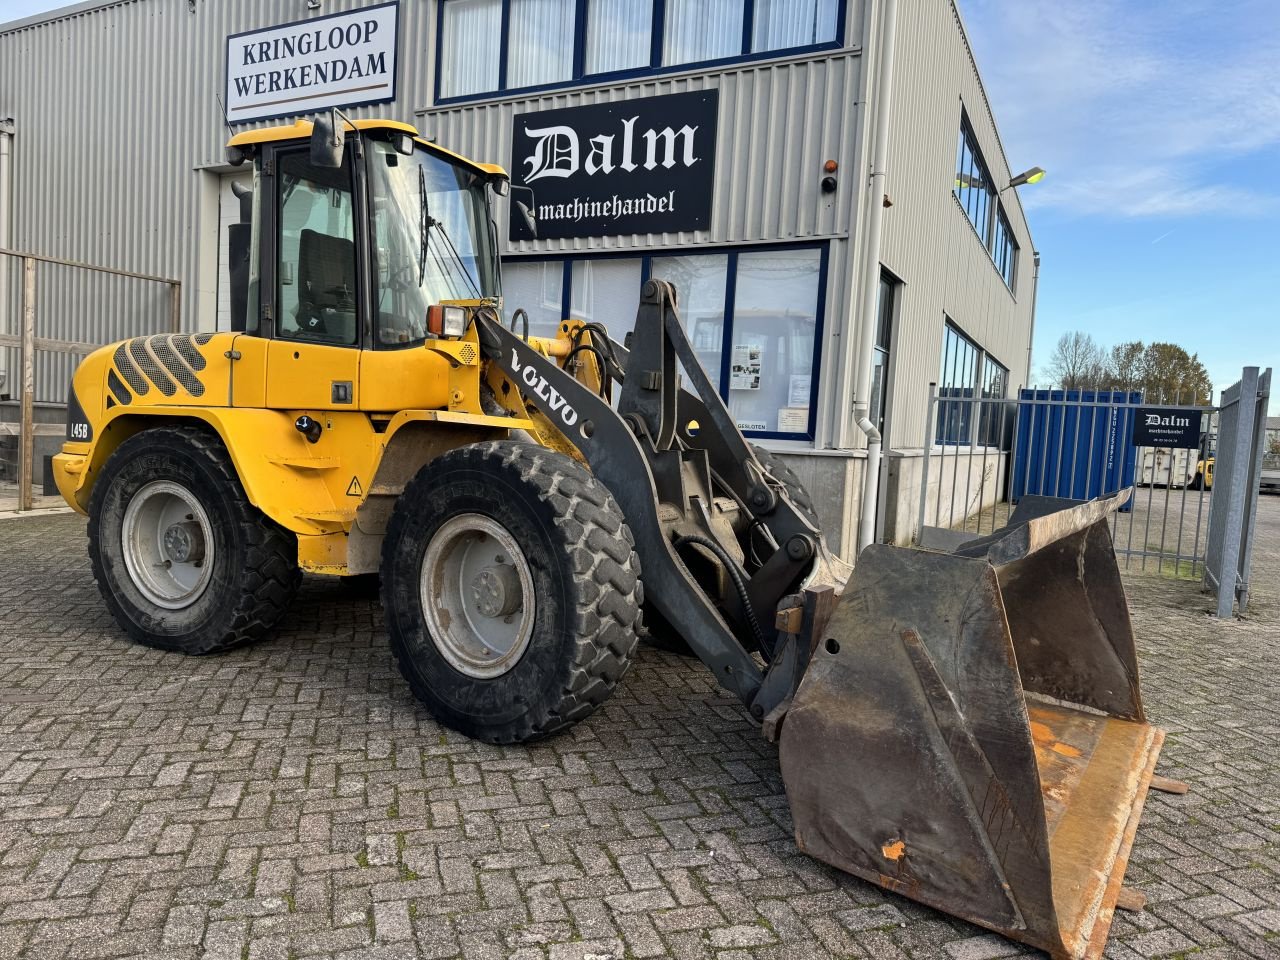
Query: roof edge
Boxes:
[
  {"xmin": 0, "ymin": 0, "xmax": 133, "ymax": 35},
  {"xmin": 226, "ymin": 117, "xmax": 509, "ymax": 179},
  {"xmin": 948, "ymin": 0, "xmax": 1036, "ymax": 252}
]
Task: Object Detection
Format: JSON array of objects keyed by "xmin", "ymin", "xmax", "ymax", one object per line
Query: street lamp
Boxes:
[{"xmin": 1005, "ymin": 166, "xmax": 1046, "ymax": 191}]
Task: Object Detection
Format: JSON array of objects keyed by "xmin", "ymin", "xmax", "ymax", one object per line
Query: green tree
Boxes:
[{"xmin": 1138, "ymin": 342, "xmax": 1212, "ymax": 404}]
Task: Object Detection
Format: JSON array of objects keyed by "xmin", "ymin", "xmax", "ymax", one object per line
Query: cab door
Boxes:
[{"xmin": 261, "ymin": 144, "xmax": 363, "ymax": 410}]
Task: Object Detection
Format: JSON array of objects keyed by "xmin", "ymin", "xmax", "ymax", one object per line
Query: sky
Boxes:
[
  {"xmin": 3, "ymin": 0, "xmax": 1277, "ymax": 404},
  {"xmin": 0, "ymin": 0, "xmax": 69, "ymax": 25},
  {"xmin": 960, "ymin": 0, "xmax": 1280, "ymax": 402}
]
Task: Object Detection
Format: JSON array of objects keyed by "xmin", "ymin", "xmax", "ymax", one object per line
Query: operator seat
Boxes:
[{"xmin": 295, "ymin": 228, "xmax": 357, "ymax": 343}]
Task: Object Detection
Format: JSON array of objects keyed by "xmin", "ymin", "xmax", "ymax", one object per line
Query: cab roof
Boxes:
[{"xmin": 226, "ymin": 118, "xmax": 508, "ymax": 180}]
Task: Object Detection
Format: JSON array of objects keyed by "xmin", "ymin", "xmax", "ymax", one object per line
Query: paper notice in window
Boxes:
[
  {"xmin": 788, "ymin": 374, "xmax": 811, "ymax": 406},
  {"xmin": 730, "ymin": 343, "xmax": 762, "ymax": 390},
  {"xmin": 777, "ymin": 408, "xmax": 809, "ymax": 433}
]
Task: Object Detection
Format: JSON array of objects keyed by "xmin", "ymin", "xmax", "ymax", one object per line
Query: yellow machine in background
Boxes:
[{"xmin": 53, "ymin": 114, "xmax": 1173, "ymax": 960}]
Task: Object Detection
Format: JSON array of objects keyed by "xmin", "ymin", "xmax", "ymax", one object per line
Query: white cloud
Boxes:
[{"xmin": 960, "ymin": 0, "xmax": 1280, "ymax": 218}]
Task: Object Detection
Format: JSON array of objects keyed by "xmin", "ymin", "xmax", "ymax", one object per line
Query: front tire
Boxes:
[
  {"xmin": 381, "ymin": 441, "xmax": 642, "ymax": 744},
  {"xmin": 88, "ymin": 426, "xmax": 301, "ymax": 654}
]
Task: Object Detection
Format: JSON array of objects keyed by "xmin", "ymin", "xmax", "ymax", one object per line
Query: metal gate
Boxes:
[
  {"xmin": 916, "ymin": 384, "xmax": 1219, "ymax": 578},
  {"xmin": 1203, "ymin": 367, "xmax": 1272, "ymax": 617},
  {"xmin": 0, "ymin": 247, "xmax": 181, "ymax": 512}
]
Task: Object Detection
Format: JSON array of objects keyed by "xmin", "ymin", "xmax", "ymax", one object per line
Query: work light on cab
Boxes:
[{"xmin": 427, "ymin": 304, "xmax": 468, "ymax": 338}]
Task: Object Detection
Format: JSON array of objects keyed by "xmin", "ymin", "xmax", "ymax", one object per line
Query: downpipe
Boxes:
[
  {"xmin": 854, "ymin": 410, "xmax": 881, "ymax": 553},
  {"xmin": 850, "ymin": 0, "xmax": 897, "ymax": 553}
]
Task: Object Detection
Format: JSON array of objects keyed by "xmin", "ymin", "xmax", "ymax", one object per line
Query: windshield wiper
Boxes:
[
  {"xmin": 417, "ymin": 165, "xmax": 482, "ymax": 299},
  {"xmin": 417, "ymin": 164, "xmax": 429, "ymax": 287}
]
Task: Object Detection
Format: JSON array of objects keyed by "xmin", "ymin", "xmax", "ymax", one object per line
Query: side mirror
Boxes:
[
  {"xmin": 514, "ymin": 201, "xmax": 538, "ymax": 239},
  {"xmin": 310, "ymin": 110, "xmax": 345, "ymax": 168},
  {"xmin": 491, "ymin": 176, "xmax": 510, "ymax": 197},
  {"xmin": 510, "ymin": 184, "xmax": 538, "ymax": 240}
]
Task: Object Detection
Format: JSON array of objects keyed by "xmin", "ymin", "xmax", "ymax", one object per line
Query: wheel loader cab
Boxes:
[{"xmin": 224, "ymin": 119, "xmax": 506, "ymax": 412}]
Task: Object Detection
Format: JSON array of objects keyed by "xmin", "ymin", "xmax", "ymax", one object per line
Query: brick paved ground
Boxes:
[{"xmin": 0, "ymin": 499, "xmax": 1276, "ymax": 960}]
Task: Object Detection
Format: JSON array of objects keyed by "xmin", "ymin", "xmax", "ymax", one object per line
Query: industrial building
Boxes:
[{"xmin": 0, "ymin": 0, "xmax": 1037, "ymax": 552}]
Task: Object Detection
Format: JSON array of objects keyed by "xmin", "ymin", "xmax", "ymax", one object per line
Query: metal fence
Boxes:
[
  {"xmin": 1203, "ymin": 367, "xmax": 1272, "ymax": 617},
  {"xmin": 916, "ymin": 384, "xmax": 1219, "ymax": 578},
  {"xmin": 0, "ymin": 248, "xmax": 180, "ymax": 512}
]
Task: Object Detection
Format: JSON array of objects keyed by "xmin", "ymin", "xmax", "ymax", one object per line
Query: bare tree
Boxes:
[
  {"xmin": 1043, "ymin": 334, "xmax": 1211, "ymax": 401},
  {"xmin": 1044, "ymin": 332, "xmax": 1106, "ymax": 389},
  {"xmin": 1106, "ymin": 341, "xmax": 1145, "ymax": 393}
]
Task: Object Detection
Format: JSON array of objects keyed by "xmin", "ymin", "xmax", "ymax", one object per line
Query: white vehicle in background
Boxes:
[
  {"xmin": 1261, "ymin": 452, "xmax": 1280, "ymax": 493},
  {"xmin": 1138, "ymin": 433, "xmax": 1214, "ymax": 490}
]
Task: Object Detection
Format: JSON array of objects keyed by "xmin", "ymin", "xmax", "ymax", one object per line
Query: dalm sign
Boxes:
[
  {"xmin": 1132, "ymin": 408, "xmax": 1203, "ymax": 448},
  {"xmin": 509, "ymin": 91, "xmax": 718, "ymax": 241},
  {"xmin": 225, "ymin": 3, "xmax": 399, "ymax": 124}
]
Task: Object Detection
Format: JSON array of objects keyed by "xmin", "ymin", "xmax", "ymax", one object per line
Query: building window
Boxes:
[
  {"xmin": 438, "ymin": 0, "xmax": 843, "ymax": 101},
  {"xmin": 977, "ymin": 353, "xmax": 1008, "ymax": 446},
  {"xmin": 955, "ymin": 117, "xmax": 993, "ymax": 246},
  {"xmin": 507, "ymin": 0, "xmax": 576, "ymax": 88},
  {"xmin": 439, "ymin": 0, "xmax": 500, "ymax": 99},
  {"xmin": 752, "ymin": 0, "xmax": 840, "ymax": 53},
  {"xmin": 953, "ymin": 112, "xmax": 1018, "ymax": 291},
  {"xmin": 502, "ymin": 244, "xmax": 828, "ymax": 438},
  {"xmin": 992, "ymin": 207, "xmax": 1017, "ymax": 289},
  {"xmin": 585, "ymin": 0, "xmax": 653, "ymax": 74},
  {"xmin": 664, "ymin": 0, "xmax": 744, "ymax": 65},
  {"xmin": 726, "ymin": 248, "xmax": 822, "ymax": 435},
  {"xmin": 937, "ymin": 321, "xmax": 1006, "ymax": 446}
]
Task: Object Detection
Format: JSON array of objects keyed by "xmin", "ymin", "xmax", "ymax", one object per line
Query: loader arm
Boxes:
[{"xmin": 476, "ymin": 280, "xmax": 845, "ymax": 717}]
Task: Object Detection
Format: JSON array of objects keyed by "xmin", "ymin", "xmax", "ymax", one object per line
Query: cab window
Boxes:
[
  {"xmin": 367, "ymin": 139, "xmax": 497, "ymax": 347},
  {"xmin": 276, "ymin": 150, "xmax": 359, "ymax": 346}
]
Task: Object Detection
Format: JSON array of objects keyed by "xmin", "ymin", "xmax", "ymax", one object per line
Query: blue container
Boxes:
[{"xmin": 1011, "ymin": 389, "xmax": 1140, "ymax": 509}]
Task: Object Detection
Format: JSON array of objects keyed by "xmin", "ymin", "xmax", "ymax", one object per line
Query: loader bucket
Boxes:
[{"xmin": 780, "ymin": 491, "xmax": 1164, "ymax": 960}]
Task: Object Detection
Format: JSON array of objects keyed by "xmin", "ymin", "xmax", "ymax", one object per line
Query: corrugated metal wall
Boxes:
[
  {"xmin": 875, "ymin": 0, "xmax": 1035, "ymax": 449},
  {"xmin": 0, "ymin": 0, "xmax": 869, "ymax": 416},
  {"xmin": 422, "ymin": 53, "xmax": 862, "ymax": 256}
]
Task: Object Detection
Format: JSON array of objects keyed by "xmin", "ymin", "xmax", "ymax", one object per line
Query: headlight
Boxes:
[
  {"xmin": 442, "ymin": 306, "xmax": 467, "ymax": 338},
  {"xmin": 427, "ymin": 304, "xmax": 469, "ymax": 338}
]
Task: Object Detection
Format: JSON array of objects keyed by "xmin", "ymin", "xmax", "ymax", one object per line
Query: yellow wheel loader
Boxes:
[{"xmin": 52, "ymin": 115, "xmax": 1170, "ymax": 960}]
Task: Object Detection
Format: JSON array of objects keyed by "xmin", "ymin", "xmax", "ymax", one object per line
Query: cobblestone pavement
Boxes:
[{"xmin": 0, "ymin": 500, "xmax": 1276, "ymax": 960}]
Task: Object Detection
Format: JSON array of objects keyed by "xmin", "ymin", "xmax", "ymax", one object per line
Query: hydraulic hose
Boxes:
[
  {"xmin": 672, "ymin": 534, "xmax": 767, "ymax": 654},
  {"xmin": 563, "ymin": 343, "xmax": 612, "ymax": 399}
]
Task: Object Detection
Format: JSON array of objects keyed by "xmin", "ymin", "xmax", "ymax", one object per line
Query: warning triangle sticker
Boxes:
[{"xmin": 346, "ymin": 476, "xmax": 363, "ymax": 497}]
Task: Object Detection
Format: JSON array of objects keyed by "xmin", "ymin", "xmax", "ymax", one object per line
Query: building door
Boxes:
[
  {"xmin": 217, "ymin": 172, "xmax": 251, "ymax": 332},
  {"xmin": 872, "ymin": 271, "xmax": 898, "ymax": 540}
]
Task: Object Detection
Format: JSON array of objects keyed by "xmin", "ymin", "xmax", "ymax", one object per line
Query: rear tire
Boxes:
[
  {"xmin": 88, "ymin": 426, "xmax": 301, "ymax": 655},
  {"xmin": 381, "ymin": 440, "xmax": 642, "ymax": 744}
]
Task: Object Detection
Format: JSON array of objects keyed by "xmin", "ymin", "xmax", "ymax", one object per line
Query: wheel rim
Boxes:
[
  {"xmin": 420, "ymin": 513, "xmax": 536, "ymax": 679},
  {"xmin": 120, "ymin": 480, "xmax": 215, "ymax": 610}
]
